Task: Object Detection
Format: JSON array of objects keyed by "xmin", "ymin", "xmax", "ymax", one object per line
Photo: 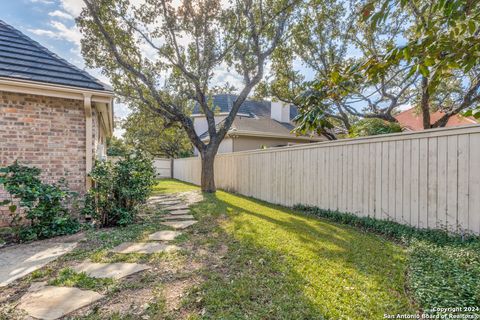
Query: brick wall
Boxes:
[{"xmin": 0, "ymin": 91, "xmax": 87, "ymax": 227}]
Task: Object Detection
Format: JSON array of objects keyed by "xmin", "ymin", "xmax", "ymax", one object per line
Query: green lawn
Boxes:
[{"xmin": 155, "ymin": 179, "xmax": 415, "ymax": 319}]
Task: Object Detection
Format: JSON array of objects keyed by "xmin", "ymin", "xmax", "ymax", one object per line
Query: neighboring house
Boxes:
[
  {"xmin": 395, "ymin": 107, "xmax": 477, "ymax": 131},
  {"xmin": 192, "ymin": 94, "xmax": 324, "ymax": 155},
  {"xmin": 0, "ymin": 20, "xmax": 114, "ymax": 226}
]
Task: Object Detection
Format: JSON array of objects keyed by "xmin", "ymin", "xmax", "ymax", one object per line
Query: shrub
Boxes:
[
  {"xmin": 407, "ymin": 241, "xmax": 480, "ymax": 310},
  {"xmin": 84, "ymin": 152, "xmax": 156, "ymax": 227},
  {"xmin": 0, "ymin": 161, "xmax": 80, "ymax": 241},
  {"xmin": 348, "ymin": 118, "xmax": 402, "ymax": 138},
  {"xmin": 294, "ymin": 205, "xmax": 480, "ymax": 312}
]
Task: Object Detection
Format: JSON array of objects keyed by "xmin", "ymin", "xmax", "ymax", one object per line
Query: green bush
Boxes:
[
  {"xmin": 83, "ymin": 152, "xmax": 156, "ymax": 227},
  {"xmin": 295, "ymin": 205, "xmax": 480, "ymax": 312},
  {"xmin": 348, "ymin": 118, "xmax": 402, "ymax": 137},
  {"xmin": 0, "ymin": 161, "xmax": 80, "ymax": 241}
]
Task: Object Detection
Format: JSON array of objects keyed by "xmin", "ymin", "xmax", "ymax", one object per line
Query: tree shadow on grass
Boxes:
[{"xmin": 188, "ymin": 191, "xmax": 415, "ymax": 319}]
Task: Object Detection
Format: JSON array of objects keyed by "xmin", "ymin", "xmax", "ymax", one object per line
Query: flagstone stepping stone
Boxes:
[
  {"xmin": 72, "ymin": 262, "xmax": 150, "ymax": 280},
  {"xmin": 168, "ymin": 209, "xmax": 190, "ymax": 215},
  {"xmin": 161, "ymin": 220, "xmax": 198, "ymax": 229},
  {"xmin": 150, "ymin": 194, "xmax": 179, "ymax": 199},
  {"xmin": 165, "ymin": 200, "xmax": 182, "ymax": 204},
  {"xmin": 111, "ymin": 242, "xmax": 180, "ymax": 254},
  {"xmin": 0, "ymin": 238, "xmax": 79, "ymax": 287},
  {"xmin": 18, "ymin": 285, "xmax": 103, "ymax": 320},
  {"xmin": 149, "ymin": 200, "xmax": 180, "ymax": 205},
  {"xmin": 148, "ymin": 230, "xmax": 183, "ymax": 241},
  {"xmin": 164, "ymin": 204, "xmax": 189, "ymax": 211},
  {"xmin": 162, "ymin": 215, "xmax": 195, "ymax": 220}
]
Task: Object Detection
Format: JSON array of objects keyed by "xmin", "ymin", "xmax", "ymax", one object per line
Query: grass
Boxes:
[
  {"xmin": 6, "ymin": 178, "xmax": 472, "ymax": 319},
  {"xmin": 296, "ymin": 205, "xmax": 480, "ymax": 313},
  {"xmin": 49, "ymin": 268, "xmax": 115, "ymax": 291},
  {"xmin": 155, "ymin": 179, "xmax": 415, "ymax": 319},
  {"xmin": 152, "ymin": 178, "xmax": 200, "ymax": 194}
]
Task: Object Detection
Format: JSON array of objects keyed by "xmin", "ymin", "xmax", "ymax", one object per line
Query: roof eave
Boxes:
[
  {"xmin": 0, "ymin": 77, "xmax": 113, "ymax": 100},
  {"xmin": 200, "ymin": 129, "xmax": 324, "ymax": 142},
  {"xmin": 0, "ymin": 77, "xmax": 114, "ymax": 136},
  {"xmin": 231, "ymin": 130, "xmax": 324, "ymax": 141}
]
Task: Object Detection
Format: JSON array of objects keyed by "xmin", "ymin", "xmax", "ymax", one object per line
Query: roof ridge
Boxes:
[{"xmin": 0, "ymin": 19, "xmax": 111, "ymax": 91}]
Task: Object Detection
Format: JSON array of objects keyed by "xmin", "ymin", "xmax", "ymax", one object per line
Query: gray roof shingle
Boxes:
[
  {"xmin": 0, "ymin": 20, "xmax": 111, "ymax": 91},
  {"xmin": 196, "ymin": 94, "xmax": 306, "ymax": 140},
  {"xmin": 192, "ymin": 94, "xmax": 298, "ymax": 119}
]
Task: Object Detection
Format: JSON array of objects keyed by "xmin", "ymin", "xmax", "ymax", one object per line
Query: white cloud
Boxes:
[
  {"xmin": 59, "ymin": 0, "xmax": 85, "ymax": 17},
  {"xmin": 211, "ymin": 64, "xmax": 243, "ymax": 92},
  {"xmin": 30, "ymin": 0, "xmax": 54, "ymax": 3},
  {"xmin": 28, "ymin": 28, "xmax": 57, "ymax": 37},
  {"xmin": 48, "ymin": 10, "xmax": 73, "ymax": 20},
  {"xmin": 28, "ymin": 20, "xmax": 81, "ymax": 46}
]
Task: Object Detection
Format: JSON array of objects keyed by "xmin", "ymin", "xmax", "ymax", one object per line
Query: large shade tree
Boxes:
[
  {"xmin": 258, "ymin": 0, "xmax": 414, "ymax": 139},
  {"xmin": 262, "ymin": 0, "xmax": 479, "ymax": 139},
  {"xmin": 78, "ymin": 0, "xmax": 297, "ymax": 192},
  {"xmin": 122, "ymin": 108, "xmax": 193, "ymax": 158},
  {"xmin": 361, "ymin": 0, "xmax": 480, "ymax": 129}
]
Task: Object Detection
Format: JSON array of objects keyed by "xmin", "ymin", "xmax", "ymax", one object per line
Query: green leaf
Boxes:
[
  {"xmin": 418, "ymin": 64, "xmax": 430, "ymax": 77},
  {"xmin": 403, "ymin": 47, "xmax": 411, "ymax": 60},
  {"xmin": 464, "ymin": 108, "xmax": 480, "ymax": 119},
  {"xmin": 424, "ymin": 57, "xmax": 435, "ymax": 67},
  {"xmin": 8, "ymin": 204, "xmax": 17, "ymax": 213},
  {"xmin": 468, "ymin": 20, "xmax": 476, "ymax": 34}
]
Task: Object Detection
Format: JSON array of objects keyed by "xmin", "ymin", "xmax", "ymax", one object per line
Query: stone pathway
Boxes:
[
  {"xmin": 111, "ymin": 242, "xmax": 181, "ymax": 254},
  {"xmin": 18, "ymin": 284, "xmax": 104, "ymax": 320},
  {"xmin": 161, "ymin": 220, "xmax": 198, "ymax": 229},
  {"xmin": 0, "ymin": 233, "xmax": 83, "ymax": 287},
  {"xmin": 163, "ymin": 204, "xmax": 190, "ymax": 211},
  {"xmin": 14, "ymin": 193, "xmax": 200, "ymax": 319},
  {"xmin": 162, "ymin": 214, "xmax": 195, "ymax": 220},
  {"xmin": 168, "ymin": 209, "xmax": 191, "ymax": 215},
  {"xmin": 148, "ymin": 230, "xmax": 182, "ymax": 241},
  {"xmin": 72, "ymin": 262, "xmax": 150, "ymax": 279}
]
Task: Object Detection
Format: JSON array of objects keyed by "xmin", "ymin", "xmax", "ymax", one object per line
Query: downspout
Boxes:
[{"xmin": 84, "ymin": 93, "xmax": 93, "ymax": 190}]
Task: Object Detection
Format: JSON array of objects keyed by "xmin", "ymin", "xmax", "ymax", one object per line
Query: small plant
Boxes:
[
  {"xmin": 83, "ymin": 152, "xmax": 156, "ymax": 227},
  {"xmin": 0, "ymin": 161, "xmax": 80, "ymax": 241},
  {"xmin": 49, "ymin": 268, "xmax": 114, "ymax": 291}
]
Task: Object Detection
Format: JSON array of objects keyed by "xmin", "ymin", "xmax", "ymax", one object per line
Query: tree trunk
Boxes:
[
  {"xmin": 420, "ymin": 76, "xmax": 431, "ymax": 129},
  {"xmin": 200, "ymin": 150, "xmax": 216, "ymax": 193}
]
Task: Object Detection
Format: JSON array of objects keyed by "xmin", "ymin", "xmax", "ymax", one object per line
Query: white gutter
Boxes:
[{"xmin": 0, "ymin": 77, "xmax": 114, "ymax": 137}]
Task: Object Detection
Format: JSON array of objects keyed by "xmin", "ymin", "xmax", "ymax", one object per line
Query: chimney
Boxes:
[{"xmin": 270, "ymin": 101, "xmax": 291, "ymax": 123}]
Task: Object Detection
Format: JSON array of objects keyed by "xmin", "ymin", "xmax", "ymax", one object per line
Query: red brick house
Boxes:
[
  {"xmin": 395, "ymin": 107, "xmax": 477, "ymax": 131},
  {"xmin": 0, "ymin": 20, "xmax": 114, "ymax": 226}
]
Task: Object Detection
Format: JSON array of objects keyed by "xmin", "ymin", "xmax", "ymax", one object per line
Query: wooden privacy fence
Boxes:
[
  {"xmin": 174, "ymin": 125, "xmax": 480, "ymax": 234},
  {"xmin": 153, "ymin": 158, "xmax": 173, "ymax": 178}
]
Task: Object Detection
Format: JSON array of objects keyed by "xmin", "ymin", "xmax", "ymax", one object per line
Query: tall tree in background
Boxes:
[
  {"xmin": 259, "ymin": 0, "xmax": 414, "ymax": 139},
  {"xmin": 107, "ymin": 136, "xmax": 130, "ymax": 156},
  {"xmin": 78, "ymin": 0, "xmax": 297, "ymax": 192},
  {"xmin": 361, "ymin": 0, "xmax": 480, "ymax": 129},
  {"xmin": 264, "ymin": 0, "xmax": 479, "ymax": 139},
  {"xmin": 122, "ymin": 109, "xmax": 193, "ymax": 158}
]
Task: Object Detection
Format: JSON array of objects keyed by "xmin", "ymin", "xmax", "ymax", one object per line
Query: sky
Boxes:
[
  {"xmin": 1, "ymin": 0, "xmax": 399, "ymax": 137},
  {"xmin": 0, "ymin": 0, "xmax": 132, "ymax": 121}
]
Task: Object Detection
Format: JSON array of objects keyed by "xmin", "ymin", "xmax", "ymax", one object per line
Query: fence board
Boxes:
[{"xmin": 173, "ymin": 125, "xmax": 480, "ymax": 234}]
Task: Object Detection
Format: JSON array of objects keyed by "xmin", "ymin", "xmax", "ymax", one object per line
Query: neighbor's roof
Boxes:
[
  {"xmin": 192, "ymin": 94, "xmax": 298, "ymax": 119},
  {"xmin": 395, "ymin": 107, "xmax": 477, "ymax": 131},
  {"xmin": 199, "ymin": 115, "xmax": 297, "ymax": 140},
  {"xmin": 0, "ymin": 20, "xmax": 111, "ymax": 91}
]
